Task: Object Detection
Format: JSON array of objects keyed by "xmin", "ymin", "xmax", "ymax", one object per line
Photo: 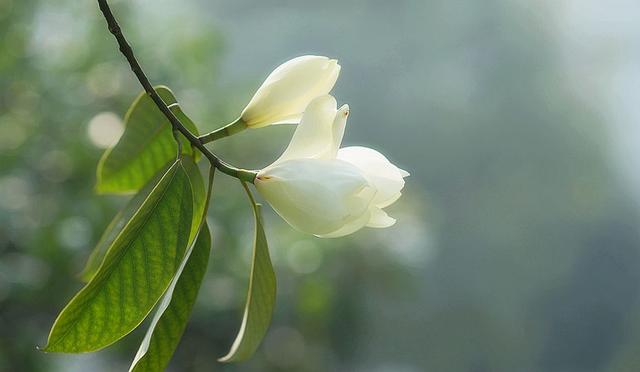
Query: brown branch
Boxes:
[{"xmin": 97, "ymin": 0, "xmax": 256, "ymax": 183}]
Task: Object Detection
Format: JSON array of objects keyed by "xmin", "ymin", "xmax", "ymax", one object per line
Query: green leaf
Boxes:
[
  {"xmin": 182, "ymin": 156, "xmax": 206, "ymax": 244},
  {"xmin": 129, "ymin": 223, "xmax": 211, "ymax": 372},
  {"xmin": 129, "ymin": 167, "xmax": 214, "ymax": 372},
  {"xmin": 96, "ymin": 86, "xmax": 200, "ymax": 194},
  {"xmin": 79, "ymin": 162, "xmax": 172, "ymax": 282},
  {"xmin": 43, "ymin": 160, "xmax": 193, "ymax": 353},
  {"xmin": 80, "ymin": 156, "xmax": 203, "ymax": 283},
  {"xmin": 219, "ymin": 185, "xmax": 276, "ymax": 362}
]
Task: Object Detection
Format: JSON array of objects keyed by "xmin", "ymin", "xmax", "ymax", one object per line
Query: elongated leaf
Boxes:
[
  {"xmin": 182, "ymin": 157, "xmax": 205, "ymax": 243},
  {"xmin": 130, "ymin": 223, "xmax": 211, "ymax": 372},
  {"xmin": 130, "ymin": 167, "xmax": 214, "ymax": 372},
  {"xmin": 80, "ymin": 157, "xmax": 203, "ymax": 283},
  {"xmin": 96, "ymin": 86, "xmax": 200, "ymax": 194},
  {"xmin": 44, "ymin": 160, "xmax": 193, "ymax": 353},
  {"xmin": 79, "ymin": 162, "xmax": 172, "ymax": 282},
  {"xmin": 219, "ymin": 185, "xmax": 276, "ymax": 362}
]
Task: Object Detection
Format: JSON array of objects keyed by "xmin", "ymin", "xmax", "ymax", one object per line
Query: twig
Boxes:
[{"xmin": 97, "ymin": 0, "xmax": 256, "ymax": 183}]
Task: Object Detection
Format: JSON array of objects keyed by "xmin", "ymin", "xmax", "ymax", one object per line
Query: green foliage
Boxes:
[
  {"xmin": 81, "ymin": 157, "xmax": 204, "ymax": 283},
  {"xmin": 130, "ymin": 223, "xmax": 212, "ymax": 372},
  {"xmin": 219, "ymin": 190, "xmax": 276, "ymax": 362},
  {"xmin": 44, "ymin": 160, "xmax": 194, "ymax": 352},
  {"xmin": 130, "ymin": 166, "xmax": 213, "ymax": 371},
  {"xmin": 45, "ymin": 76, "xmax": 277, "ymax": 367},
  {"xmin": 182, "ymin": 156, "xmax": 206, "ymax": 243},
  {"xmin": 79, "ymin": 163, "xmax": 172, "ymax": 282},
  {"xmin": 96, "ymin": 86, "xmax": 200, "ymax": 194}
]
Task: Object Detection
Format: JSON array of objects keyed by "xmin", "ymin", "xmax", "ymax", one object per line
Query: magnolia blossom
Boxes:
[
  {"xmin": 255, "ymin": 94, "xmax": 408, "ymax": 237},
  {"xmin": 255, "ymin": 159, "xmax": 376, "ymax": 236},
  {"xmin": 240, "ymin": 56, "xmax": 341, "ymax": 128}
]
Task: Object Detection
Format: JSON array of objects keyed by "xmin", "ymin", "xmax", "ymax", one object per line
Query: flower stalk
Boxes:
[{"xmin": 199, "ymin": 118, "xmax": 248, "ymax": 144}]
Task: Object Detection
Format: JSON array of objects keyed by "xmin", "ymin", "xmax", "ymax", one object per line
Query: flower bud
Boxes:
[{"xmin": 240, "ymin": 56, "xmax": 341, "ymax": 128}]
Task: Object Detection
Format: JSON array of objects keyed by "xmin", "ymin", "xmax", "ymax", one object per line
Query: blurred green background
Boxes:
[{"xmin": 2, "ymin": 0, "xmax": 640, "ymax": 371}]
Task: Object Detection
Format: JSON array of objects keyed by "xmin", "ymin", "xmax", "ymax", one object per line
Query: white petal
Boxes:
[
  {"xmin": 268, "ymin": 113, "xmax": 303, "ymax": 125},
  {"xmin": 316, "ymin": 209, "xmax": 371, "ymax": 238},
  {"xmin": 241, "ymin": 56, "xmax": 341, "ymax": 128},
  {"xmin": 337, "ymin": 146, "xmax": 407, "ymax": 207},
  {"xmin": 329, "ymin": 104, "xmax": 350, "ymax": 158},
  {"xmin": 255, "ymin": 159, "xmax": 374, "ymax": 236},
  {"xmin": 366, "ymin": 208, "xmax": 396, "ymax": 228},
  {"xmin": 271, "ymin": 95, "xmax": 336, "ymax": 165},
  {"xmin": 377, "ymin": 192, "xmax": 402, "ymax": 209},
  {"xmin": 263, "ymin": 56, "xmax": 333, "ymax": 85}
]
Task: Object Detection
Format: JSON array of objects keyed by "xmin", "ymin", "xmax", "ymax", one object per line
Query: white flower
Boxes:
[
  {"xmin": 240, "ymin": 56, "xmax": 341, "ymax": 128},
  {"xmin": 255, "ymin": 159, "xmax": 376, "ymax": 237},
  {"xmin": 255, "ymin": 95, "xmax": 409, "ymax": 237}
]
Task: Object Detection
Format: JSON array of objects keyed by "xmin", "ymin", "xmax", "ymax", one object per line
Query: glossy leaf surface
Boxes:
[
  {"xmin": 96, "ymin": 86, "xmax": 199, "ymax": 194},
  {"xmin": 130, "ymin": 223, "xmax": 211, "ymax": 372},
  {"xmin": 44, "ymin": 160, "xmax": 193, "ymax": 352}
]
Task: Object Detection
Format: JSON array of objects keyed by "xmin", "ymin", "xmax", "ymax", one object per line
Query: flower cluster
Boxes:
[
  {"xmin": 240, "ymin": 56, "xmax": 409, "ymax": 237},
  {"xmin": 46, "ymin": 6, "xmax": 410, "ymax": 367}
]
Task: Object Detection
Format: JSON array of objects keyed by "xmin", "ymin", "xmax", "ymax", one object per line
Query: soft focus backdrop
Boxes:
[{"xmin": 2, "ymin": 0, "xmax": 640, "ymax": 371}]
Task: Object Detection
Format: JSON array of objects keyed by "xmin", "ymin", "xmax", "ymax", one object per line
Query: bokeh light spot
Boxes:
[
  {"xmin": 87, "ymin": 112, "xmax": 124, "ymax": 149},
  {"xmin": 286, "ymin": 239, "xmax": 323, "ymax": 274},
  {"xmin": 57, "ymin": 216, "xmax": 92, "ymax": 251},
  {"xmin": 0, "ymin": 175, "xmax": 31, "ymax": 210}
]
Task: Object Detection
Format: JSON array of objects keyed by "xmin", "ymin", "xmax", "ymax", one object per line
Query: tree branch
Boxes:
[{"xmin": 97, "ymin": 0, "xmax": 256, "ymax": 183}]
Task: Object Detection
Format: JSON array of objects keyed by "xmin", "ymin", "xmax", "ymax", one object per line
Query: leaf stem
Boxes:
[
  {"xmin": 97, "ymin": 0, "xmax": 256, "ymax": 183},
  {"xmin": 240, "ymin": 180, "xmax": 259, "ymax": 213},
  {"xmin": 172, "ymin": 128, "xmax": 183, "ymax": 159}
]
